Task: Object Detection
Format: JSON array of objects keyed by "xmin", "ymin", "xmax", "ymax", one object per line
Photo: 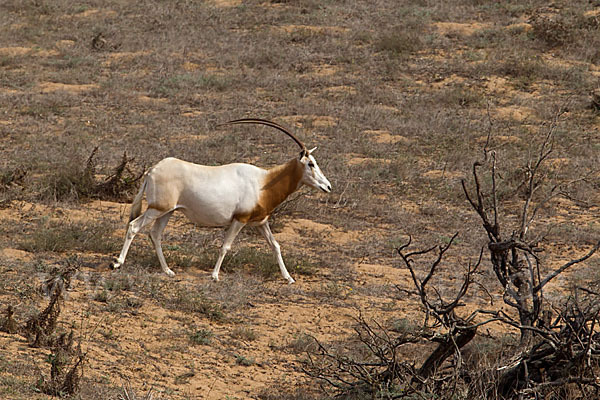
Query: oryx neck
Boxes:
[{"xmin": 262, "ymin": 158, "xmax": 303, "ymax": 203}]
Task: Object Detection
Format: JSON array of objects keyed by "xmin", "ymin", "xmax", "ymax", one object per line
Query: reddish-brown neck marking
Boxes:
[{"xmin": 234, "ymin": 158, "xmax": 303, "ymax": 224}]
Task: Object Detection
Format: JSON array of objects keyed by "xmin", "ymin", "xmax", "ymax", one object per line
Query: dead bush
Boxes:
[
  {"xmin": 39, "ymin": 146, "xmax": 143, "ymax": 202},
  {"xmin": 302, "ymin": 109, "xmax": 600, "ymax": 399},
  {"xmin": 0, "ymin": 165, "xmax": 28, "ymax": 206},
  {"xmin": 37, "ymin": 332, "xmax": 85, "ymax": 397},
  {"xmin": 529, "ymin": 10, "xmax": 572, "ymax": 47},
  {"xmin": 0, "ymin": 305, "xmax": 19, "ymax": 334},
  {"xmin": 24, "ymin": 285, "xmax": 63, "ymax": 348},
  {"xmin": 24, "ymin": 262, "xmax": 78, "ymax": 348}
]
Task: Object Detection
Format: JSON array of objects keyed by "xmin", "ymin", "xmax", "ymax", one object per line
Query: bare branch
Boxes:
[
  {"xmin": 534, "ymin": 241, "xmax": 600, "ymax": 293},
  {"xmin": 519, "ymin": 105, "xmax": 567, "ymax": 239},
  {"xmin": 491, "ymin": 151, "xmax": 499, "ymax": 235}
]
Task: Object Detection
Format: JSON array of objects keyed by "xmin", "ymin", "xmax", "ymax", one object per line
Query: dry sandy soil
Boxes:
[{"xmin": 1, "ymin": 1, "xmax": 600, "ymax": 399}]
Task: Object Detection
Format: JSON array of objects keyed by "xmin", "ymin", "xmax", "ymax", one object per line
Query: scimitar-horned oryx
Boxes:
[{"xmin": 111, "ymin": 118, "xmax": 332, "ymax": 284}]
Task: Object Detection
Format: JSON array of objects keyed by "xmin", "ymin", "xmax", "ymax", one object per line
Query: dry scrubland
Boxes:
[{"xmin": 1, "ymin": 0, "xmax": 600, "ymax": 399}]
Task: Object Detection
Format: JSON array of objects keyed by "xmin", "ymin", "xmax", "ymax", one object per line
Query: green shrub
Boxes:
[{"xmin": 189, "ymin": 327, "xmax": 213, "ymax": 345}]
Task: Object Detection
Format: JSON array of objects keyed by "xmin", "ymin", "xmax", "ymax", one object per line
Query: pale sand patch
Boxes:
[
  {"xmin": 9, "ymin": 23, "xmax": 28, "ymax": 30},
  {"xmin": 0, "ymin": 44, "xmax": 58, "ymax": 57},
  {"xmin": 276, "ymin": 24, "xmax": 349, "ymax": 35},
  {"xmin": 167, "ymin": 134, "xmax": 208, "ymax": 142},
  {"xmin": 483, "ymin": 76, "xmax": 538, "ymax": 102},
  {"xmin": 0, "ymin": 88, "xmax": 19, "ymax": 95},
  {"xmin": 476, "ymin": 135, "xmax": 521, "ymax": 145},
  {"xmin": 182, "ymin": 61, "xmax": 201, "ymax": 71},
  {"xmin": 102, "ymin": 51, "xmax": 151, "ymax": 67},
  {"xmin": 495, "ymin": 105, "xmax": 535, "ymax": 122},
  {"xmin": 375, "ymin": 104, "xmax": 401, "ymax": 113},
  {"xmin": 506, "ymin": 22, "xmax": 532, "ymax": 33},
  {"xmin": 548, "ymin": 158, "xmax": 570, "ymax": 169},
  {"xmin": 325, "ymin": 85, "xmax": 356, "ymax": 96},
  {"xmin": 423, "ymin": 169, "xmax": 465, "ymax": 180},
  {"xmin": 364, "ymin": 129, "xmax": 410, "ymax": 145},
  {"xmin": 0, "ymin": 248, "xmax": 33, "ymax": 262},
  {"xmin": 278, "ymin": 115, "xmax": 337, "ymax": 128},
  {"xmin": 433, "ymin": 22, "xmax": 490, "ymax": 37},
  {"xmin": 347, "ymin": 156, "xmax": 391, "ymax": 166},
  {"xmin": 400, "ymin": 199, "xmax": 421, "ymax": 214},
  {"xmin": 107, "ymin": 51, "xmax": 151, "ymax": 60},
  {"xmin": 278, "ymin": 115, "xmax": 310, "ymax": 126},
  {"xmin": 0, "ymin": 47, "xmax": 30, "ymax": 57},
  {"xmin": 204, "ymin": 66, "xmax": 227, "ymax": 76},
  {"xmin": 313, "ymin": 116, "xmax": 337, "ymax": 128},
  {"xmin": 355, "ymin": 262, "xmax": 411, "ymax": 282},
  {"xmin": 277, "ymin": 218, "xmax": 358, "ymax": 246},
  {"xmin": 431, "ymin": 74, "xmax": 468, "ymax": 88},
  {"xmin": 138, "ymin": 95, "xmax": 168, "ymax": 104},
  {"xmin": 551, "ymin": 198, "xmax": 599, "ymax": 226},
  {"xmin": 38, "ymin": 82, "xmax": 99, "ymax": 93},
  {"xmin": 37, "ymin": 49, "xmax": 60, "ymax": 57},
  {"xmin": 312, "ymin": 64, "xmax": 339, "ymax": 77},
  {"xmin": 73, "ymin": 8, "xmax": 118, "ymax": 18},
  {"xmin": 210, "ymin": 0, "xmax": 242, "ymax": 7},
  {"xmin": 56, "ymin": 40, "xmax": 75, "ymax": 49},
  {"xmin": 181, "ymin": 110, "xmax": 205, "ymax": 118},
  {"xmin": 52, "ymin": 200, "xmax": 127, "ymax": 224},
  {"xmin": 484, "ymin": 76, "xmax": 510, "ymax": 92}
]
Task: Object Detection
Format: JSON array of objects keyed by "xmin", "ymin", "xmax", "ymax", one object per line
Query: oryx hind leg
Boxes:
[
  {"xmin": 112, "ymin": 208, "xmax": 167, "ymax": 271},
  {"xmin": 149, "ymin": 211, "xmax": 175, "ymax": 277},
  {"xmin": 212, "ymin": 219, "xmax": 246, "ymax": 282}
]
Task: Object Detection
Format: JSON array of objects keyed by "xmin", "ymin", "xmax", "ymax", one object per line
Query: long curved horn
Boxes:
[{"xmin": 218, "ymin": 118, "xmax": 307, "ymax": 152}]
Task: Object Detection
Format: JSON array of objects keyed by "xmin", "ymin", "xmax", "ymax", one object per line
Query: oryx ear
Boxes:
[{"xmin": 308, "ymin": 147, "xmax": 317, "ymax": 154}]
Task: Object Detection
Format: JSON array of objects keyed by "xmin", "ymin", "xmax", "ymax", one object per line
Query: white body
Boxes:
[
  {"xmin": 112, "ymin": 150, "xmax": 331, "ymax": 284},
  {"xmin": 151, "ymin": 158, "xmax": 266, "ymax": 227}
]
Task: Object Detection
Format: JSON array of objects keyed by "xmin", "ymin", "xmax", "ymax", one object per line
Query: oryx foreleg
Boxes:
[{"xmin": 258, "ymin": 222, "xmax": 294, "ymax": 284}]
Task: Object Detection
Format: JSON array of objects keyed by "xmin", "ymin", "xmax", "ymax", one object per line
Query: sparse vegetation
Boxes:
[
  {"xmin": 19, "ymin": 218, "xmax": 118, "ymax": 254},
  {"xmin": 37, "ymin": 333, "xmax": 84, "ymax": 397},
  {"xmin": 1, "ymin": 0, "xmax": 600, "ymax": 398},
  {"xmin": 37, "ymin": 147, "xmax": 143, "ymax": 203},
  {"xmin": 166, "ymin": 288, "xmax": 225, "ymax": 321},
  {"xmin": 189, "ymin": 327, "xmax": 214, "ymax": 346},
  {"xmin": 234, "ymin": 354, "xmax": 255, "ymax": 367},
  {"xmin": 231, "ymin": 326, "xmax": 257, "ymax": 342}
]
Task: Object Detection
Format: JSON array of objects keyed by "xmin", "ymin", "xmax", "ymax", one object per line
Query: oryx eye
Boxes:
[{"xmin": 308, "ymin": 161, "xmax": 315, "ymax": 168}]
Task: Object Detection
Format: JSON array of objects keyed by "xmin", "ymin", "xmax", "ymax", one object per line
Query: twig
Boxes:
[{"xmin": 533, "ymin": 241, "xmax": 600, "ymax": 293}]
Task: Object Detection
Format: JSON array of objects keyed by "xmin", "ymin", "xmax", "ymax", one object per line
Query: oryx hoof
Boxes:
[
  {"xmin": 211, "ymin": 273, "xmax": 220, "ymax": 282},
  {"xmin": 286, "ymin": 276, "xmax": 295, "ymax": 284},
  {"xmin": 111, "ymin": 258, "xmax": 122, "ymax": 270},
  {"xmin": 164, "ymin": 268, "xmax": 176, "ymax": 277}
]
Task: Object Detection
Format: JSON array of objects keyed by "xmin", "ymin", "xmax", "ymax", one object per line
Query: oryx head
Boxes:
[
  {"xmin": 298, "ymin": 147, "xmax": 331, "ymax": 193},
  {"xmin": 220, "ymin": 118, "xmax": 332, "ymax": 193}
]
